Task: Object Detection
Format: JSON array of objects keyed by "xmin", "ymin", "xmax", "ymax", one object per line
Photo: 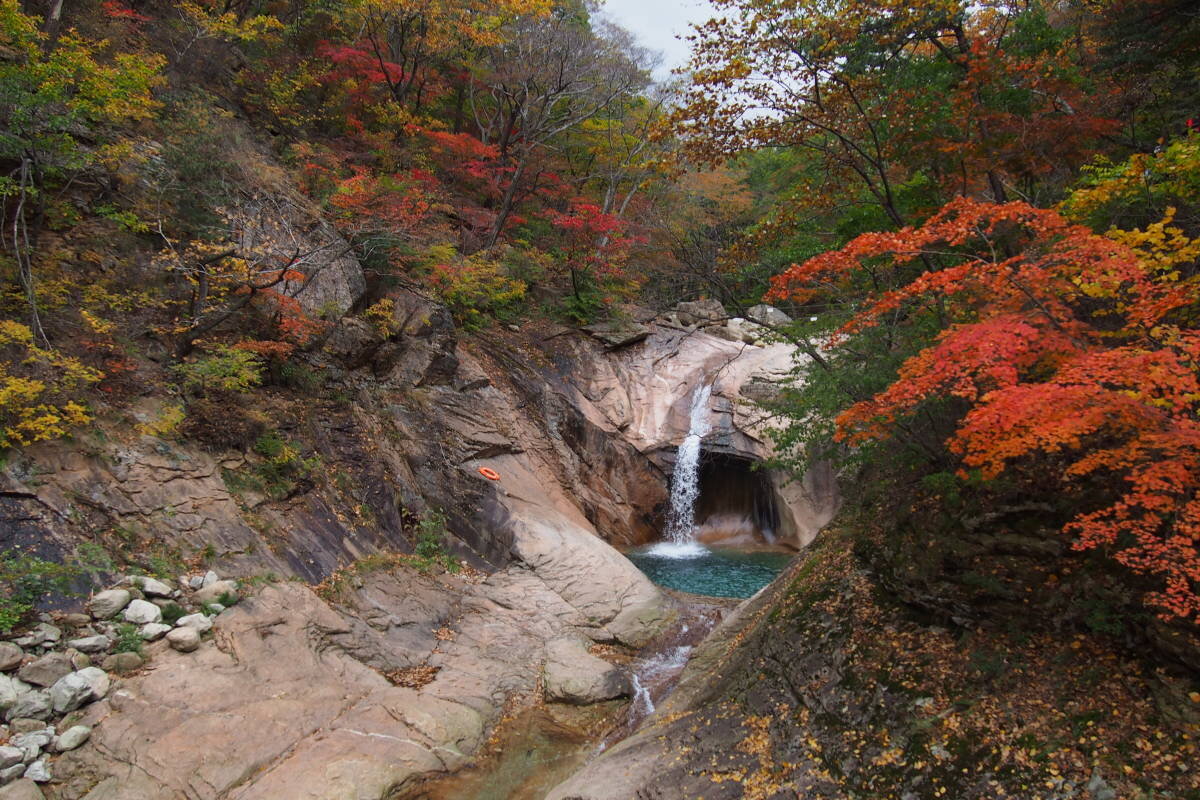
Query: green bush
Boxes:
[
  {"xmin": 0, "ymin": 551, "xmax": 78, "ymax": 634},
  {"xmin": 174, "ymin": 345, "xmax": 264, "ymax": 396},
  {"xmin": 114, "ymin": 622, "xmax": 144, "ymax": 655}
]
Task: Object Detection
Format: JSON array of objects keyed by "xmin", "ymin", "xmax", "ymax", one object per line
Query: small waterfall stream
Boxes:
[{"xmin": 658, "ymin": 384, "xmax": 712, "ymax": 554}]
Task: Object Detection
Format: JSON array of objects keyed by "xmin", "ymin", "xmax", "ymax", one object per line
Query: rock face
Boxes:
[
  {"xmin": 549, "ymin": 320, "xmax": 839, "ymax": 548},
  {"xmin": 54, "ymin": 563, "xmax": 663, "ymax": 800}
]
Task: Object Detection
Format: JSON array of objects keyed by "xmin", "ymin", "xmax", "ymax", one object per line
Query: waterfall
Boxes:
[
  {"xmin": 630, "ymin": 673, "xmax": 655, "ymax": 717},
  {"xmin": 664, "ymin": 384, "xmax": 713, "ymax": 545}
]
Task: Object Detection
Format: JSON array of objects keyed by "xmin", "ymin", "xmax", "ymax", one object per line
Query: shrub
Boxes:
[
  {"xmin": 423, "ymin": 248, "xmax": 526, "ymax": 329},
  {"xmin": 0, "ymin": 321, "xmax": 101, "ymax": 449},
  {"xmin": 113, "ymin": 622, "xmax": 144, "ymax": 655},
  {"xmin": 174, "ymin": 345, "xmax": 264, "ymax": 396},
  {"xmin": 0, "ymin": 551, "xmax": 78, "ymax": 633}
]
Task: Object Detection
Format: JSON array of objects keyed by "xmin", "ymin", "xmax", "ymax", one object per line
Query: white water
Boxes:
[
  {"xmin": 630, "ymin": 673, "xmax": 654, "ymax": 717},
  {"xmin": 662, "ymin": 384, "xmax": 713, "ymax": 557}
]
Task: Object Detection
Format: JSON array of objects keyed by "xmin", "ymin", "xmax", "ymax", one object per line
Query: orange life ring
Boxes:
[{"xmin": 478, "ymin": 467, "xmax": 501, "ymax": 481}]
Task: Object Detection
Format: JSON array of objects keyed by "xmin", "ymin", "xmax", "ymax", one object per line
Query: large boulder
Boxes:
[
  {"xmin": 16, "ymin": 654, "xmax": 72, "ymax": 689},
  {"xmin": 121, "ymin": 600, "xmax": 162, "ymax": 625},
  {"xmin": 543, "ymin": 637, "xmax": 628, "ymax": 704},
  {"xmin": 674, "ymin": 298, "xmax": 726, "ymax": 327},
  {"xmin": 193, "ymin": 580, "xmax": 238, "ymax": 607},
  {"xmin": 746, "ymin": 303, "xmax": 792, "ymax": 327},
  {"xmin": 87, "ymin": 590, "xmax": 131, "ymax": 620}
]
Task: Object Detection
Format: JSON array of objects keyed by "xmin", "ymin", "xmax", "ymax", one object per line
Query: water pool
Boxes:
[{"xmin": 625, "ymin": 543, "xmax": 793, "ymax": 599}]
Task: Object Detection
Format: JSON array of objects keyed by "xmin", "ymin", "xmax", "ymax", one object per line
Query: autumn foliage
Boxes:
[{"xmin": 769, "ymin": 197, "xmax": 1200, "ymax": 620}]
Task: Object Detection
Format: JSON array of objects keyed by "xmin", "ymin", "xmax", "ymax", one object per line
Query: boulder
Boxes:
[
  {"xmin": 88, "ymin": 590, "xmax": 131, "ymax": 619},
  {"xmin": 165, "ymin": 627, "xmax": 200, "ymax": 653},
  {"xmin": 0, "ymin": 748, "xmax": 20, "ymax": 771},
  {"xmin": 174, "ymin": 613, "xmax": 213, "ymax": 633},
  {"xmin": 675, "ymin": 298, "xmax": 726, "ymax": 327},
  {"xmin": 16, "ymin": 654, "xmax": 72, "ymax": 688},
  {"xmin": 122, "ymin": 599, "xmax": 162, "ymax": 625},
  {"xmin": 746, "ymin": 304, "xmax": 792, "ymax": 327},
  {"xmin": 0, "ymin": 765, "xmax": 24, "ymax": 787},
  {"xmin": 52, "ymin": 725, "xmax": 90, "ymax": 753},
  {"xmin": 543, "ymin": 636, "xmax": 629, "ymax": 704},
  {"xmin": 128, "ymin": 576, "xmax": 173, "ymax": 598},
  {"xmin": 60, "ymin": 613, "xmax": 91, "ymax": 628},
  {"xmin": 582, "ymin": 321, "xmax": 651, "ymax": 349},
  {"xmin": 201, "ymin": 570, "xmax": 220, "ymax": 588},
  {"xmin": 66, "ymin": 635, "xmax": 110, "ymax": 654},
  {"xmin": 100, "ymin": 652, "xmax": 143, "ymax": 674},
  {"xmin": 193, "ymin": 580, "xmax": 238, "ymax": 607},
  {"xmin": 0, "ymin": 645, "xmax": 22, "ymax": 673},
  {"xmin": 75, "ymin": 667, "xmax": 110, "ymax": 701},
  {"xmin": 21, "ymin": 762, "xmax": 46, "ymax": 784},
  {"xmin": 139, "ymin": 623, "xmax": 172, "ymax": 641},
  {"xmin": 4, "ymin": 690, "xmax": 49, "ymax": 722},
  {"xmin": 6, "ymin": 720, "xmax": 43, "ymax": 735},
  {"xmin": 11, "ymin": 625, "xmax": 57, "ymax": 649},
  {"xmin": 48, "ymin": 672, "xmax": 95, "ymax": 714},
  {"xmin": 67, "ymin": 650, "xmax": 90, "ymax": 671},
  {"xmin": 0, "ymin": 778, "xmax": 42, "ymax": 799},
  {"xmin": 9, "ymin": 731, "xmax": 50, "ymax": 763}
]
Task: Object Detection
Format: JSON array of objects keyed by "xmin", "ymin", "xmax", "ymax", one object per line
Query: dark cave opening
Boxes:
[{"xmin": 691, "ymin": 452, "xmax": 781, "ymax": 546}]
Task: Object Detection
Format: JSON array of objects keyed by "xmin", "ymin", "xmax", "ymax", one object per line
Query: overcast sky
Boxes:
[{"xmin": 598, "ymin": 0, "xmax": 718, "ymax": 79}]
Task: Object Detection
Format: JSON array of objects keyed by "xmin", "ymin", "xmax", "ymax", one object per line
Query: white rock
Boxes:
[
  {"xmin": 65, "ymin": 635, "xmax": 110, "ymax": 654},
  {"xmin": 188, "ymin": 575, "xmax": 204, "ymax": 590},
  {"xmin": 174, "ymin": 614, "xmax": 213, "ymax": 633},
  {"xmin": 0, "ymin": 747, "xmax": 21, "ymax": 770},
  {"xmin": 75, "ymin": 667, "xmax": 110, "ymax": 701},
  {"xmin": 206, "ymin": 603, "xmax": 226, "ymax": 614},
  {"xmin": 53, "ymin": 725, "xmax": 90, "ymax": 753},
  {"xmin": 128, "ymin": 575, "xmax": 173, "ymax": 598},
  {"xmin": 22, "ymin": 760, "xmax": 48, "ymax": 783},
  {"xmin": 139, "ymin": 623, "xmax": 172, "ymax": 641},
  {"xmin": 48, "ymin": 672, "xmax": 94, "ymax": 714},
  {"xmin": 122, "ymin": 599, "xmax": 162, "ymax": 625},
  {"xmin": 5, "ymin": 690, "xmax": 49, "ymax": 722},
  {"xmin": 88, "ymin": 590, "xmax": 131, "ymax": 619},
  {"xmin": 193, "ymin": 580, "xmax": 238, "ymax": 607},
  {"xmin": 201, "ymin": 570, "xmax": 220, "ymax": 587},
  {"xmin": 165, "ymin": 627, "xmax": 200, "ymax": 653}
]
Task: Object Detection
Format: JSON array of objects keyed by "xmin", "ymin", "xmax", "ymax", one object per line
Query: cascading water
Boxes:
[{"xmin": 653, "ymin": 384, "xmax": 713, "ymax": 557}]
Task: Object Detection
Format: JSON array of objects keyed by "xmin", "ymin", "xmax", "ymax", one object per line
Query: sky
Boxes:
[{"xmin": 597, "ymin": 0, "xmax": 718, "ymax": 79}]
